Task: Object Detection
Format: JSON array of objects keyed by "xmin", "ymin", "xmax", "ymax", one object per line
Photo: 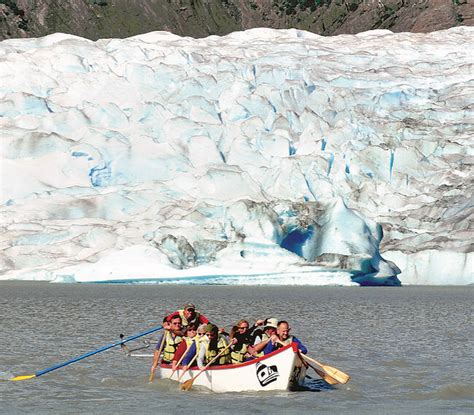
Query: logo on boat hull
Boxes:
[{"xmin": 256, "ymin": 362, "xmax": 279, "ymax": 387}]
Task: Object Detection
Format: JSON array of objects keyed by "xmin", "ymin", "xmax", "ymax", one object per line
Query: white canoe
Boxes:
[{"xmin": 158, "ymin": 343, "xmax": 307, "ymax": 393}]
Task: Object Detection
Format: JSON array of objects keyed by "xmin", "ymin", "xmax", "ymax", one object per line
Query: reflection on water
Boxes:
[{"xmin": 0, "ymin": 282, "xmax": 473, "ymax": 414}]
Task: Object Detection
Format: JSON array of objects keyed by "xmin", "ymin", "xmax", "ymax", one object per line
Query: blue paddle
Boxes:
[{"xmin": 10, "ymin": 325, "xmax": 163, "ymax": 381}]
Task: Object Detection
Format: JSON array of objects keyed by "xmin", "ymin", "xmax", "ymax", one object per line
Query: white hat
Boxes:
[{"xmin": 264, "ymin": 318, "xmax": 278, "ymax": 329}]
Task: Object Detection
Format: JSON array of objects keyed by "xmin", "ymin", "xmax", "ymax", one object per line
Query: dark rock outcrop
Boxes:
[{"xmin": 1, "ymin": 0, "xmax": 472, "ymax": 41}]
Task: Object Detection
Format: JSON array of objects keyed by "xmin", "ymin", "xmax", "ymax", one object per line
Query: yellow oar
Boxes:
[
  {"xmin": 298, "ymin": 352, "xmax": 338, "ymax": 385},
  {"xmin": 180, "ymin": 342, "xmax": 232, "ymax": 391},
  {"xmin": 301, "ymin": 354, "xmax": 350, "ymax": 384}
]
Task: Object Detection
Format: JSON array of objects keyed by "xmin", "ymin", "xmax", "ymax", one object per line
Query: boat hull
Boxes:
[{"xmin": 158, "ymin": 343, "xmax": 306, "ymax": 393}]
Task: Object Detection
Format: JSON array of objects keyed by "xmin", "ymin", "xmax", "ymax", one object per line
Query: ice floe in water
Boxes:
[{"xmin": 1, "ymin": 27, "xmax": 473, "ymax": 285}]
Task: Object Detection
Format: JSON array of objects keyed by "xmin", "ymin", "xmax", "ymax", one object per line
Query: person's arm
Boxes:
[
  {"xmin": 263, "ymin": 339, "xmax": 276, "ymax": 355},
  {"xmin": 293, "ymin": 337, "xmax": 307, "ymax": 354},
  {"xmin": 155, "ymin": 333, "xmax": 164, "ymax": 350},
  {"xmin": 181, "ymin": 342, "xmax": 196, "ymax": 366},
  {"xmin": 199, "ymin": 314, "xmax": 210, "ymax": 324},
  {"xmin": 172, "ymin": 341, "xmax": 187, "ymax": 369},
  {"xmin": 197, "ymin": 342, "xmax": 207, "ymax": 369},
  {"xmin": 253, "ymin": 336, "xmax": 272, "ymax": 353}
]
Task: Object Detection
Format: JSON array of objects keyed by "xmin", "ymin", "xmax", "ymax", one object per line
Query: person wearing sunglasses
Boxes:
[
  {"xmin": 229, "ymin": 319, "xmax": 253, "ymax": 364},
  {"xmin": 180, "ymin": 323, "xmax": 208, "ymax": 369},
  {"xmin": 171, "ymin": 324, "xmax": 200, "ymax": 372},
  {"xmin": 150, "ymin": 315, "xmax": 184, "ymax": 378}
]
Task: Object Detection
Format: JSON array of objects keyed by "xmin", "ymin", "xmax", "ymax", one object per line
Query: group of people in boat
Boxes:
[{"xmin": 150, "ymin": 302, "xmax": 307, "ymax": 377}]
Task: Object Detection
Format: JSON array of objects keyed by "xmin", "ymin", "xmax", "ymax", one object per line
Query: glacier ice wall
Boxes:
[{"xmin": 1, "ymin": 28, "xmax": 473, "ymax": 285}]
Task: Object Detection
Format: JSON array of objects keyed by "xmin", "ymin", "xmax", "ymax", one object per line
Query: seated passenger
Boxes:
[
  {"xmin": 263, "ymin": 320, "xmax": 307, "ymax": 355},
  {"xmin": 246, "ymin": 318, "xmax": 265, "ymax": 344},
  {"xmin": 196, "ymin": 324, "xmax": 230, "ymax": 368},
  {"xmin": 253, "ymin": 318, "xmax": 277, "ymax": 343},
  {"xmin": 180, "ymin": 323, "xmax": 207, "ymax": 370},
  {"xmin": 166, "ymin": 302, "xmax": 210, "ymax": 332},
  {"xmin": 251, "ymin": 318, "xmax": 278, "ymax": 356},
  {"xmin": 150, "ymin": 314, "xmax": 183, "ymax": 378},
  {"xmin": 171, "ymin": 324, "xmax": 198, "ymax": 371},
  {"xmin": 229, "ymin": 319, "xmax": 252, "ymax": 364}
]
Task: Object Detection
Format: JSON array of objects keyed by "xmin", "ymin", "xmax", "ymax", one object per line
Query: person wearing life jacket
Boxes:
[
  {"xmin": 247, "ymin": 318, "xmax": 266, "ymax": 344},
  {"xmin": 150, "ymin": 314, "xmax": 183, "ymax": 378},
  {"xmin": 180, "ymin": 323, "xmax": 207, "ymax": 370},
  {"xmin": 196, "ymin": 324, "xmax": 231, "ymax": 368},
  {"xmin": 166, "ymin": 303, "xmax": 210, "ymax": 333},
  {"xmin": 171, "ymin": 324, "xmax": 199, "ymax": 371},
  {"xmin": 251, "ymin": 318, "xmax": 279, "ymax": 357},
  {"xmin": 263, "ymin": 320, "xmax": 307, "ymax": 355},
  {"xmin": 229, "ymin": 319, "xmax": 252, "ymax": 364}
]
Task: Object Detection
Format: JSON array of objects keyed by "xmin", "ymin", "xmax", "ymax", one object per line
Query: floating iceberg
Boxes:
[{"xmin": 1, "ymin": 27, "xmax": 473, "ymax": 285}]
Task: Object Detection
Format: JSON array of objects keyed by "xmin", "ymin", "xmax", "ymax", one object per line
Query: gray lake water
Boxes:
[{"xmin": 0, "ymin": 282, "xmax": 473, "ymax": 414}]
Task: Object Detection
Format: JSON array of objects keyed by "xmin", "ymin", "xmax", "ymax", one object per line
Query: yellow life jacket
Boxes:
[
  {"xmin": 178, "ymin": 309, "xmax": 202, "ymax": 327},
  {"xmin": 162, "ymin": 331, "xmax": 182, "ymax": 363},
  {"xmin": 231, "ymin": 342, "xmax": 249, "ymax": 364},
  {"xmin": 205, "ymin": 335, "xmax": 230, "ymax": 365}
]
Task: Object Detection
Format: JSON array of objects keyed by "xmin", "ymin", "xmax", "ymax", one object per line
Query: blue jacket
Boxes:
[
  {"xmin": 181, "ymin": 342, "xmax": 197, "ymax": 366},
  {"xmin": 263, "ymin": 336, "xmax": 307, "ymax": 355}
]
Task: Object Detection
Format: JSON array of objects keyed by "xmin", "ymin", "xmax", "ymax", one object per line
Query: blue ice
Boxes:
[
  {"xmin": 89, "ymin": 163, "xmax": 112, "ymax": 187},
  {"xmin": 389, "ymin": 150, "xmax": 395, "ymax": 179},
  {"xmin": 280, "ymin": 226, "xmax": 315, "ymax": 258},
  {"xmin": 72, "ymin": 151, "xmax": 88, "ymax": 157},
  {"xmin": 327, "ymin": 153, "xmax": 334, "ymax": 176}
]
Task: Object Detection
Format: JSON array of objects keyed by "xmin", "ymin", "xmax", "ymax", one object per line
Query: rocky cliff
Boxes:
[{"xmin": 1, "ymin": 0, "xmax": 472, "ymax": 41}]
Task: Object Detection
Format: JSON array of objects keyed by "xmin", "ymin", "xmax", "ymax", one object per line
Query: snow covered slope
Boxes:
[{"xmin": 1, "ymin": 28, "xmax": 473, "ymax": 285}]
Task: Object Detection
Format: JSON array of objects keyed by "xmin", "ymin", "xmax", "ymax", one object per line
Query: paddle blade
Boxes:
[
  {"xmin": 312, "ymin": 367, "xmax": 339, "ymax": 385},
  {"xmin": 10, "ymin": 374, "xmax": 36, "ymax": 381},
  {"xmin": 180, "ymin": 379, "xmax": 193, "ymax": 391},
  {"xmin": 321, "ymin": 365, "xmax": 350, "ymax": 384}
]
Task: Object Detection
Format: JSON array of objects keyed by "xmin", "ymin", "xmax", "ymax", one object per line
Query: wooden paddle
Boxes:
[
  {"xmin": 180, "ymin": 341, "xmax": 232, "ymax": 391},
  {"xmin": 177, "ymin": 351, "xmax": 199, "ymax": 382},
  {"xmin": 148, "ymin": 332, "xmax": 167, "ymax": 383},
  {"xmin": 169, "ymin": 343, "xmax": 192, "ymax": 379},
  {"xmin": 301, "ymin": 354, "xmax": 350, "ymax": 384},
  {"xmin": 298, "ymin": 352, "xmax": 339, "ymax": 385}
]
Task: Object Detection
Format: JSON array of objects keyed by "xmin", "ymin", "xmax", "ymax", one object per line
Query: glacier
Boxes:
[{"xmin": 0, "ymin": 27, "xmax": 473, "ymax": 286}]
